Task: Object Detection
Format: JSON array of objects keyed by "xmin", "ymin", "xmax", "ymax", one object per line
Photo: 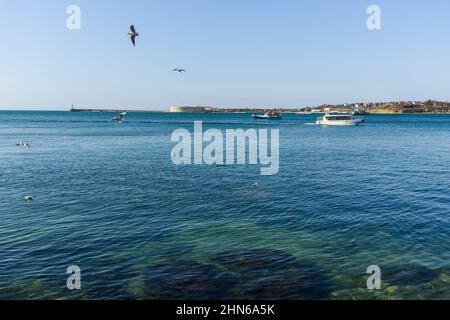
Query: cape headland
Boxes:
[{"xmin": 70, "ymin": 100, "xmax": 450, "ymax": 114}]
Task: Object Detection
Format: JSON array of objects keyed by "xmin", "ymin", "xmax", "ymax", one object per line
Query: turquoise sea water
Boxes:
[{"xmin": 0, "ymin": 111, "xmax": 448, "ymax": 300}]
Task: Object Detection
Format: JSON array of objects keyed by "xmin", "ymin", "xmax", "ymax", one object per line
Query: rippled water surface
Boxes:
[{"xmin": 0, "ymin": 111, "xmax": 449, "ymax": 299}]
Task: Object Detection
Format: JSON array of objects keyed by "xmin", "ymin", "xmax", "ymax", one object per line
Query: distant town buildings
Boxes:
[
  {"xmin": 298, "ymin": 100, "xmax": 450, "ymax": 114},
  {"xmin": 363, "ymin": 100, "xmax": 450, "ymax": 114},
  {"xmin": 73, "ymin": 100, "xmax": 450, "ymax": 114},
  {"xmin": 169, "ymin": 101, "xmax": 449, "ymax": 114}
]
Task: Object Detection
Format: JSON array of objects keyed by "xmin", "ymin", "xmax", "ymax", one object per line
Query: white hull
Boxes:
[
  {"xmin": 253, "ymin": 113, "xmax": 282, "ymax": 120},
  {"xmin": 316, "ymin": 119, "xmax": 364, "ymax": 126},
  {"xmin": 316, "ymin": 115, "xmax": 364, "ymax": 126}
]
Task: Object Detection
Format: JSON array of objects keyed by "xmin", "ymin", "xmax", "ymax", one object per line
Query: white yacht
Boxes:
[
  {"xmin": 253, "ymin": 111, "xmax": 282, "ymax": 120},
  {"xmin": 316, "ymin": 109, "xmax": 364, "ymax": 126},
  {"xmin": 112, "ymin": 112, "xmax": 127, "ymax": 123}
]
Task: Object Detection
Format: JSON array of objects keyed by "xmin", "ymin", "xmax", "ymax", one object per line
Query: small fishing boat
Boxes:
[
  {"xmin": 316, "ymin": 109, "xmax": 364, "ymax": 126},
  {"xmin": 253, "ymin": 111, "xmax": 282, "ymax": 120},
  {"xmin": 112, "ymin": 112, "xmax": 127, "ymax": 123}
]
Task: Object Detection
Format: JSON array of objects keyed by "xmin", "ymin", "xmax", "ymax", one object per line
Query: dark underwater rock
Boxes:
[
  {"xmin": 144, "ymin": 262, "xmax": 236, "ymax": 300},
  {"xmin": 213, "ymin": 249, "xmax": 331, "ymax": 299},
  {"xmin": 141, "ymin": 249, "xmax": 332, "ymax": 300},
  {"xmin": 382, "ymin": 264, "xmax": 441, "ymax": 286},
  {"xmin": 81, "ymin": 258, "xmax": 138, "ymax": 300}
]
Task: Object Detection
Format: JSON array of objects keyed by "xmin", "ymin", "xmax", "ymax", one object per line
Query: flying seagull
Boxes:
[
  {"xmin": 172, "ymin": 68, "xmax": 186, "ymax": 73},
  {"xmin": 128, "ymin": 25, "xmax": 139, "ymax": 47}
]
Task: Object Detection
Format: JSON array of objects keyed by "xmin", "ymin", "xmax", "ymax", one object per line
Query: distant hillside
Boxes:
[
  {"xmin": 366, "ymin": 100, "xmax": 450, "ymax": 114},
  {"xmin": 312, "ymin": 100, "xmax": 450, "ymax": 114},
  {"xmin": 70, "ymin": 100, "xmax": 450, "ymax": 114}
]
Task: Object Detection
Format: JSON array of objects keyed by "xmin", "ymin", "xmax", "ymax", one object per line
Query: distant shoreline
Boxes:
[
  {"xmin": 68, "ymin": 108, "xmax": 450, "ymax": 115},
  {"xmin": 70, "ymin": 108, "xmax": 162, "ymax": 113},
  {"xmin": 0, "ymin": 109, "xmax": 448, "ymax": 115}
]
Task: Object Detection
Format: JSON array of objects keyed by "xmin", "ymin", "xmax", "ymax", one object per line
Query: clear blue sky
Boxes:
[{"xmin": 1, "ymin": 0, "xmax": 449, "ymax": 110}]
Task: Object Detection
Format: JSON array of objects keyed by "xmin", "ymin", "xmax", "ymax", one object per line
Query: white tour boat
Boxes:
[
  {"xmin": 253, "ymin": 111, "xmax": 282, "ymax": 120},
  {"xmin": 316, "ymin": 109, "xmax": 364, "ymax": 126},
  {"xmin": 112, "ymin": 112, "xmax": 127, "ymax": 123}
]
